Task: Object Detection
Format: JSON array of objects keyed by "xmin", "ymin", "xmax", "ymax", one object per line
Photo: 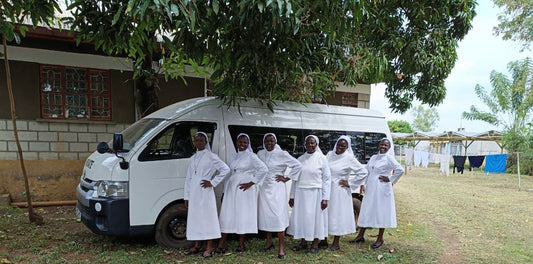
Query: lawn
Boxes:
[{"xmin": 1, "ymin": 167, "xmax": 531, "ymax": 263}]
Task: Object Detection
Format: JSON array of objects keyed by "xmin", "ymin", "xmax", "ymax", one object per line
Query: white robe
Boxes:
[
  {"xmin": 358, "ymin": 153, "xmax": 404, "ymax": 228},
  {"xmin": 326, "ymin": 151, "xmax": 368, "ymax": 236},
  {"xmin": 287, "ymin": 151, "xmax": 331, "ymax": 241},
  {"xmin": 184, "ymin": 150, "xmax": 230, "ymax": 240},
  {"xmin": 219, "ymin": 151, "xmax": 268, "ymax": 234},
  {"xmin": 257, "ymin": 148, "xmax": 302, "ymax": 232}
]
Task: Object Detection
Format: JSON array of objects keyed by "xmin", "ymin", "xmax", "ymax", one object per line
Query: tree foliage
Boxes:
[
  {"xmin": 493, "ymin": 0, "xmax": 533, "ymax": 51},
  {"xmin": 64, "ymin": 0, "xmax": 476, "ymax": 114},
  {"xmin": 0, "ymin": 0, "xmax": 59, "ymax": 46},
  {"xmin": 462, "ymin": 58, "xmax": 533, "ymax": 136},
  {"xmin": 462, "ymin": 57, "xmax": 533, "ymax": 174},
  {"xmin": 411, "ymin": 105, "xmax": 440, "ymax": 132},
  {"xmin": 388, "ymin": 120, "xmax": 414, "ymax": 133}
]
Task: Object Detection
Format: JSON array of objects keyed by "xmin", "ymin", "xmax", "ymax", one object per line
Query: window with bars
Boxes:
[
  {"xmin": 40, "ymin": 65, "xmax": 111, "ymax": 121},
  {"xmin": 341, "ymin": 93, "xmax": 358, "ymax": 107}
]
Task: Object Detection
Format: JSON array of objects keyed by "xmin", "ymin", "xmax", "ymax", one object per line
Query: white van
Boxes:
[{"xmin": 76, "ymin": 96, "xmax": 392, "ymax": 248}]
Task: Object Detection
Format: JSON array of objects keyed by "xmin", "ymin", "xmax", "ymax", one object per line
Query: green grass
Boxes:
[{"xmin": 1, "ymin": 168, "xmax": 532, "ymax": 263}]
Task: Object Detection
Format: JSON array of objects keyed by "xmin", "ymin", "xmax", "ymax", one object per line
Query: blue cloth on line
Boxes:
[{"xmin": 484, "ymin": 154, "xmax": 507, "ymax": 173}]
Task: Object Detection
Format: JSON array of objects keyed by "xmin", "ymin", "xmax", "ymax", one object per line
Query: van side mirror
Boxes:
[
  {"xmin": 113, "ymin": 133, "xmax": 124, "ymax": 151},
  {"xmin": 95, "ymin": 134, "xmax": 129, "ymax": 170},
  {"xmin": 97, "ymin": 142, "xmax": 110, "ymax": 154}
]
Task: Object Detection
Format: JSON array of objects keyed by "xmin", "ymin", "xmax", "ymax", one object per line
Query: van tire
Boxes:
[{"xmin": 155, "ymin": 204, "xmax": 191, "ymax": 248}]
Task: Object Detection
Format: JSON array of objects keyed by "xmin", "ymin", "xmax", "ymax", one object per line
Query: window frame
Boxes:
[
  {"xmin": 138, "ymin": 121, "xmax": 217, "ymax": 162},
  {"xmin": 341, "ymin": 92, "xmax": 358, "ymax": 107},
  {"xmin": 39, "ymin": 64, "xmax": 112, "ymax": 121}
]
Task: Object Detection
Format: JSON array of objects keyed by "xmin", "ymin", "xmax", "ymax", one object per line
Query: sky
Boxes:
[{"xmin": 369, "ymin": 1, "xmax": 533, "ymax": 133}]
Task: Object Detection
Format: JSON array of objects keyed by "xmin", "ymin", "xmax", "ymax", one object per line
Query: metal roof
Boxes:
[{"xmin": 392, "ymin": 130, "xmax": 502, "ymax": 142}]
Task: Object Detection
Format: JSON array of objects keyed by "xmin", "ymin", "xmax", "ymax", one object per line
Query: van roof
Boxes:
[{"xmin": 145, "ymin": 96, "xmax": 385, "ymax": 120}]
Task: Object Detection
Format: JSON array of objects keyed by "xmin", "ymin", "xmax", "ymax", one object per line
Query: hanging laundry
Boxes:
[
  {"xmin": 468, "ymin": 155, "xmax": 485, "ymax": 171},
  {"xmin": 405, "ymin": 148, "xmax": 414, "ymax": 167},
  {"xmin": 484, "ymin": 154, "xmax": 507, "ymax": 173},
  {"xmin": 429, "ymin": 153, "xmax": 440, "ymax": 164},
  {"xmin": 414, "ymin": 150, "xmax": 423, "ymax": 167},
  {"xmin": 452, "ymin": 156, "xmax": 467, "ymax": 174},
  {"xmin": 421, "ymin": 151, "xmax": 430, "ymax": 168},
  {"xmin": 439, "ymin": 154, "xmax": 452, "ymax": 176}
]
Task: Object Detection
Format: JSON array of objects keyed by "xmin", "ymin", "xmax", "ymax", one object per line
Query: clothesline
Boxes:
[
  {"xmin": 400, "ymin": 148, "xmax": 507, "ymax": 176},
  {"xmin": 398, "ymin": 147, "xmax": 524, "ymax": 191}
]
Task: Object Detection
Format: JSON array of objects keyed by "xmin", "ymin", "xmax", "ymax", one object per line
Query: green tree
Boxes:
[
  {"xmin": 493, "ymin": 0, "xmax": 533, "ymax": 51},
  {"xmin": 462, "ymin": 58, "xmax": 533, "ymax": 137},
  {"xmin": 388, "ymin": 120, "xmax": 414, "ymax": 133},
  {"xmin": 65, "ymin": 0, "xmax": 476, "ymax": 114},
  {"xmin": 1, "ymin": 0, "xmax": 60, "ymax": 224},
  {"xmin": 462, "ymin": 58, "xmax": 533, "ymax": 174},
  {"xmin": 411, "ymin": 105, "xmax": 440, "ymax": 132}
]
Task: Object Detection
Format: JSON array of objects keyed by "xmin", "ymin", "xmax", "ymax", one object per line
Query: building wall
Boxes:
[{"xmin": 0, "ymin": 47, "xmax": 206, "ymax": 202}]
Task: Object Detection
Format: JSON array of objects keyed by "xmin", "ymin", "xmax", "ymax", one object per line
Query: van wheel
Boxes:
[{"xmin": 155, "ymin": 204, "xmax": 191, "ymax": 248}]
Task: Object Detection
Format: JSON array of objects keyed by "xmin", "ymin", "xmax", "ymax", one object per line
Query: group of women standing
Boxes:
[{"xmin": 183, "ymin": 132, "xmax": 404, "ymax": 259}]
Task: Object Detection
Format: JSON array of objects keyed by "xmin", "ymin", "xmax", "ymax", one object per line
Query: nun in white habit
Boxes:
[
  {"xmin": 287, "ymin": 135, "xmax": 331, "ymax": 254},
  {"xmin": 184, "ymin": 132, "xmax": 230, "ymax": 258},
  {"xmin": 217, "ymin": 133, "xmax": 268, "ymax": 253},
  {"xmin": 325, "ymin": 135, "xmax": 368, "ymax": 251},
  {"xmin": 352, "ymin": 138, "xmax": 404, "ymax": 249},
  {"xmin": 257, "ymin": 133, "xmax": 302, "ymax": 259}
]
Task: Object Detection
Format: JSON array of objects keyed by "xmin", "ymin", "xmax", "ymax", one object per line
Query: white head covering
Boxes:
[
  {"xmin": 333, "ymin": 135, "xmax": 353, "ymax": 155},
  {"xmin": 304, "ymin": 134, "xmax": 323, "ymax": 154},
  {"xmin": 263, "ymin": 133, "xmax": 282, "ymax": 152},
  {"xmin": 236, "ymin": 133, "xmax": 253, "ymax": 153},
  {"xmin": 194, "ymin": 131, "xmax": 211, "ymax": 151},
  {"xmin": 379, "ymin": 137, "xmax": 391, "ymax": 155}
]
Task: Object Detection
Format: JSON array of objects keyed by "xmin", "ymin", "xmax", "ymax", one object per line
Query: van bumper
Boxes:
[{"xmin": 76, "ymin": 197, "xmax": 130, "ymax": 236}]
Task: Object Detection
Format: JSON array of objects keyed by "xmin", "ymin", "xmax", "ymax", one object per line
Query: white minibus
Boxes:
[{"xmin": 76, "ymin": 96, "xmax": 392, "ymax": 248}]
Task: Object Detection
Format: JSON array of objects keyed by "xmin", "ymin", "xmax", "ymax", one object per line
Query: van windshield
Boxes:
[{"xmin": 121, "ymin": 118, "xmax": 166, "ymax": 151}]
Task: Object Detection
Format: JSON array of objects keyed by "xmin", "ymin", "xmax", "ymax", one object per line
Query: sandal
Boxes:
[
  {"xmin": 308, "ymin": 246, "xmax": 319, "ymax": 254},
  {"xmin": 214, "ymin": 247, "xmax": 226, "ymax": 254},
  {"xmin": 261, "ymin": 244, "xmax": 275, "ymax": 252},
  {"xmin": 327, "ymin": 246, "xmax": 340, "ymax": 251},
  {"xmin": 349, "ymin": 237, "xmax": 365, "ymax": 243},
  {"xmin": 202, "ymin": 249, "xmax": 214, "ymax": 258},
  {"xmin": 185, "ymin": 246, "xmax": 203, "ymax": 255},
  {"xmin": 235, "ymin": 245, "xmax": 246, "ymax": 253},
  {"xmin": 292, "ymin": 243, "xmax": 307, "ymax": 252},
  {"xmin": 371, "ymin": 240, "xmax": 383, "ymax": 249}
]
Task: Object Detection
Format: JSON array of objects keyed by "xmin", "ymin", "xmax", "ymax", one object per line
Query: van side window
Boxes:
[
  {"xmin": 228, "ymin": 125, "xmax": 305, "ymax": 157},
  {"xmin": 139, "ymin": 122, "xmax": 216, "ymax": 161},
  {"xmin": 228, "ymin": 125, "xmax": 385, "ymax": 164}
]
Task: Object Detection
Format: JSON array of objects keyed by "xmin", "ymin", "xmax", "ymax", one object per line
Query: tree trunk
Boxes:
[
  {"xmin": 135, "ymin": 45, "xmax": 159, "ymax": 119},
  {"xmin": 2, "ymin": 35, "xmax": 43, "ymax": 225}
]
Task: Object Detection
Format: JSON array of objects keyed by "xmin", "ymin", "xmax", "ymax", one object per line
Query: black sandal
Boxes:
[
  {"xmin": 291, "ymin": 243, "xmax": 307, "ymax": 251},
  {"xmin": 214, "ymin": 247, "xmax": 226, "ymax": 254},
  {"xmin": 235, "ymin": 245, "xmax": 246, "ymax": 253},
  {"xmin": 185, "ymin": 246, "xmax": 203, "ymax": 255},
  {"xmin": 261, "ymin": 244, "xmax": 275, "ymax": 252},
  {"xmin": 349, "ymin": 237, "xmax": 365, "ymax": 243},
  {"xmin": 308, "ymin": 246, "xmax": 319, "ymax": 254}
]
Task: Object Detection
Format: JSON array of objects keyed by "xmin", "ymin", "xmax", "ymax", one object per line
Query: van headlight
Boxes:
[{"xmin": 95, "ymin": 181, "xmax": 129, "ymax": 198}]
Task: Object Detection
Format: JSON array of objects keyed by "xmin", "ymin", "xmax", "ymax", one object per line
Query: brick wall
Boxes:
[
  {"xmin": 0, "ymin": 119, "xmax": 130, "ymax": 202},
  {"xmin": 0, "ymin": 119, "xmax": 129, "ymax": 160}
]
